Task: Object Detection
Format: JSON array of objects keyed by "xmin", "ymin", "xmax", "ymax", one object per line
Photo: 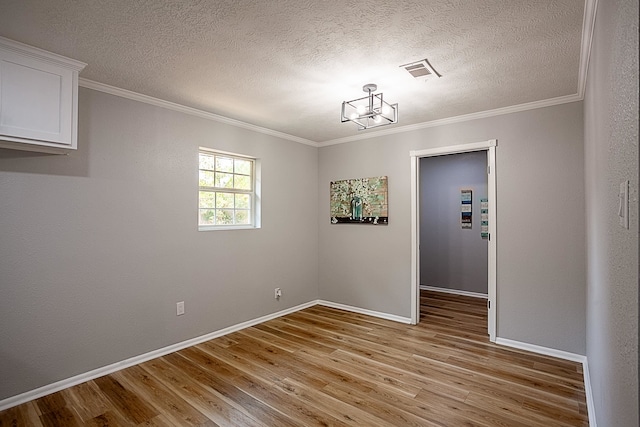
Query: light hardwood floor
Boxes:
[{"xmin": 0, "ymin": 290, "xmax": 588, "ymax": 426}]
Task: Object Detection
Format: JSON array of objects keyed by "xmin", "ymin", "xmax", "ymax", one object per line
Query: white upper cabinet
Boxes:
[{"xmin": 0, "ymin": 37, "xmax": 86, "ymax": 153}]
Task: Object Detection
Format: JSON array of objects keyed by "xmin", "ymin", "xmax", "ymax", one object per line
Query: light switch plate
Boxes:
[{"xmin": 618, "ymin": 180, "xmax": 629, "ymax": 229}]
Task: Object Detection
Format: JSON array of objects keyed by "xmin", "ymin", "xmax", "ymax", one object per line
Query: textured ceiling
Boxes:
[{"xmin": 0, "ymin": 0, "xmax": 586, "ymax": 143}]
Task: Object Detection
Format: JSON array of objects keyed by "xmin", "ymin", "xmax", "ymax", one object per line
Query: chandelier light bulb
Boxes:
[
  {"xmin": 382, "ymin": 104, "xmax": 391, "ymax": 115},
  {"xmin": 356, "ymin": 105, "xmax": 367, "ymax": 115},
  {"xmin": 373, "ymin": 114, "xmax": 382, "ymax": 123}
]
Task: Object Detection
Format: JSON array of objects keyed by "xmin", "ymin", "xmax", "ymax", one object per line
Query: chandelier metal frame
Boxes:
[{"xmin": 341, "ymin": 84, "xmax": 398, "ymax": 130}]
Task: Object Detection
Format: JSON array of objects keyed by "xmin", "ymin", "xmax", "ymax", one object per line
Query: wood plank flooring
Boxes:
[{"xmin": 0, "ymin": 290, "xmax": 589, "ymax": 426}]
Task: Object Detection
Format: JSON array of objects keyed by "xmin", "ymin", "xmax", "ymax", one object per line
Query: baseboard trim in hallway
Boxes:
[
  {"xmin": 318, "ymin": 300, "xmax": 412, "ymax": 324},
  {"xmin": 496, "ymin": 337, "xmax": 596, "ymax": 426},
  {"xmin": 420, "ymin": 284, "xmax": 488, "ymax": 299}
]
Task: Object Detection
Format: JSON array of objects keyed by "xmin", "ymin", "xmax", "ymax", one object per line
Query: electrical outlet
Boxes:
[
  {"xmin": 176, "ymin": 301, "xmax": 185, "ymax": 316},
  {"xmin": 274, "ymin": 288, "xmax": 282, "ymax": 299}
]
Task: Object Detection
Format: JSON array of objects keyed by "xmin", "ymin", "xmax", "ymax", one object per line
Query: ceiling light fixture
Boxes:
[{"xmin": 341, "ymin": 84, "xmax": 398, "ymax": 130}]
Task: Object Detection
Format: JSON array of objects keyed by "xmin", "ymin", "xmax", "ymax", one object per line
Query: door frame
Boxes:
[{"xmin": 410, "ymin": 139, "xmax": 497, "ymax": 342}]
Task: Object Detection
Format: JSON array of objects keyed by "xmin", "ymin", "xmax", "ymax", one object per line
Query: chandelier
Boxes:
[{"xmin": 341, "ymin": 84, "xmax": 398, "ymax": 130}]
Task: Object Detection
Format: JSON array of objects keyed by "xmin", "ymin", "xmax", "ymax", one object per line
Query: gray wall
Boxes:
[
  {"xmin": 419, "ymin": 151, "xmax": 488, "ymax": 294},
  {"xmin": 319, "ymin": 101, "xmax": 586, "ymax": 354},
  {"xmin": 0, "ymin": 71, "xmax": 598, "ymax": 404},
  {"xmin": 0, "ymin": 88, "xmax": 319, "ymax": 400},
  {"xmin": 584, "ymin": 0, "xmax": 639, "ymax": 425}
]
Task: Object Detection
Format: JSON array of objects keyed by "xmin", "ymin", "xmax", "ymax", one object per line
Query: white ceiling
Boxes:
[{"xmin": 0, "ymin": 0, "xmax": 588, "ymax": 144}]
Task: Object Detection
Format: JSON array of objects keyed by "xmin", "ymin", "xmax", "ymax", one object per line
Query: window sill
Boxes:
[{"xmin": 198, "ymin": 225, "xmax": 260, "ymax": 232}]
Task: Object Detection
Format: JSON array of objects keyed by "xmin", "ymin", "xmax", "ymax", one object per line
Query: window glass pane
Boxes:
[
  {"xmin": 235, "ymin": 194, "xmax": 250, "ymax": 209},
  {"xmin": 215, "ymin": 172, "xmax": 234, "ymax": 188},
  {"xmin": 199, "ymin": 191, "xmax": 215, "ymax": 208},
  {"xmin": 199, "ymin": 153, "xmax": 215, "ymax": 170},
  {"xmin": 199, "ymin": 209, "xmax": 216, "ymax": 225},
  {"xmin": 234, "ymin": 174, "xmax": 251, "ymax": 190},
  {"xmin": 235, "ymin": 210, "xmax": 250, "ymax": 224},
  {"xmin": 216, "ymin": 209, "xmax": 234, "ymax": 225},
  {"xmin": 216, "ymin": 192, "xmax": 234, "ymax": 209},
  {"xmin": 199, "ymin": 149, "xmax": 256, "ymax": 229},
  {"xmin": 235, "ymin": 159, "xmax": 252, "ymax": 175},
  {"xmin": 216, "ymin": 156, "xmax": 233, "ymax": 173},
  {"xmin": 199, "ymin": 170, "xmax": 215, "ymax": 187}
]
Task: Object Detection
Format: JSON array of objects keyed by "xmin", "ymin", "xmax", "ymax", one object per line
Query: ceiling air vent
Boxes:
[{"xmin": 400, "ymin": 58, "xmax": 441, "ymax": 79}]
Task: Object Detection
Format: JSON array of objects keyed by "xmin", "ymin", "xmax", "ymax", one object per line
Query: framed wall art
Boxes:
[
  {"xmin": 330, "ymin": 176, "xmax": 388, "ymax": 225},
  {"xmin": 461, "ymin": 189, "xmax": 472, "ymax": 229}
]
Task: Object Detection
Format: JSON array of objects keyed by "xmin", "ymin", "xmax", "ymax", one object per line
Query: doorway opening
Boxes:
[{"xmin": 410, "ymin": 140, "xmax": 497, "ymax": 342}]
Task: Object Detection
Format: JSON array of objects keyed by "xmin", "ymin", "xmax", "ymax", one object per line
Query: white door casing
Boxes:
[{"xmin": 410, "ymin": 139, "xmax": 497, "ymax": 342}]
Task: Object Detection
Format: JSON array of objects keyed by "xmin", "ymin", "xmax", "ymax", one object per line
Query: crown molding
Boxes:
[
  {"xmin": 318, "ymin": 93, "xmax": 583, "ymax": 147},
  {"xmin": 80, "ymin": 76, "xmax": 583, "ymax": 149},
  {"xmin": 578, "ymin": 0, "xmax": 598, "ymax": 99},
  {"xmin": 318, "ymin": 0, "xmax": 597, "ymax": 147},
  {"xmin": 0, "ymin": 36, "xmax": 87, "ymax": 71},
  {"xmin": 78, "ymin": 78, "xmax": 318, "ymax": 147},
  {"xmin": 79, "ymin": 0, "xmax": 596, "ymax": 150}
]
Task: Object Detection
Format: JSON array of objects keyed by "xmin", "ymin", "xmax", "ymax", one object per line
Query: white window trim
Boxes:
[{"xmin": 198, "ymin": 147, "xmax": 261, "ymax": 231}]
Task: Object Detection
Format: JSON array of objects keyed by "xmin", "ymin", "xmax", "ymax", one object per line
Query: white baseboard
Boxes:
[
  {"xmin": 582, "ymin": 358, "xmax": 597, "ymax": 427},
  {"xmin": 495, "ymin": 337, "xmax": 585, "ymax": 362},
  {"xmin": 0, "ymin": 304, "xmax": 595, "ymax": 427},
  {"xmin": 317, "ymin": 300, "xmax": 412, "ymax": 324},
  {"xmin": 0, "ymin": 300, "xmax": 317, "ymax": 412},
  {"xmin": 495, "ymin": 337, "xmax": 596, "ymax": 426},
  {"xmin": 0, "ymin": 299, "xmax": 410, "ymax": 411},
  {"xmin": 420, "ymin": 285, "xmax": 488, "ymax": 299}
]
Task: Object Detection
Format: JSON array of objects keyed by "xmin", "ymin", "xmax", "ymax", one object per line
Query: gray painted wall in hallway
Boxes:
[
  {"xmin": 319, "ymin": 101, "xmax": 586, "ymax": 354},
  {"xmin": 420, "ymin": 151, "xmax": 488, "ymax": 294}
]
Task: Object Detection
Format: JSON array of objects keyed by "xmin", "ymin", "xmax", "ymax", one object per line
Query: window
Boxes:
[{"xmin": 198, "ymin": 149, "xmax": 258, "ymax": 229}]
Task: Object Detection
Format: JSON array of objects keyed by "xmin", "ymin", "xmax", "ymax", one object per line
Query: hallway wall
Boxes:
[{"xmin": 420, "ymin": 151, "xmax": 488, "ymax": 294}]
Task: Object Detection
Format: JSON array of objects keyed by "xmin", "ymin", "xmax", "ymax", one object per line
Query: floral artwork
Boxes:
[{"xmin": 330, "ymin": 176, "xmax": 388, "ymax": 225}]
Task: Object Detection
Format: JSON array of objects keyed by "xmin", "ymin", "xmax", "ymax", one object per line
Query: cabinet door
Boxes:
[{"xmin": 0, "ymin": 49, "xmax": 73, "ymax": 146}]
